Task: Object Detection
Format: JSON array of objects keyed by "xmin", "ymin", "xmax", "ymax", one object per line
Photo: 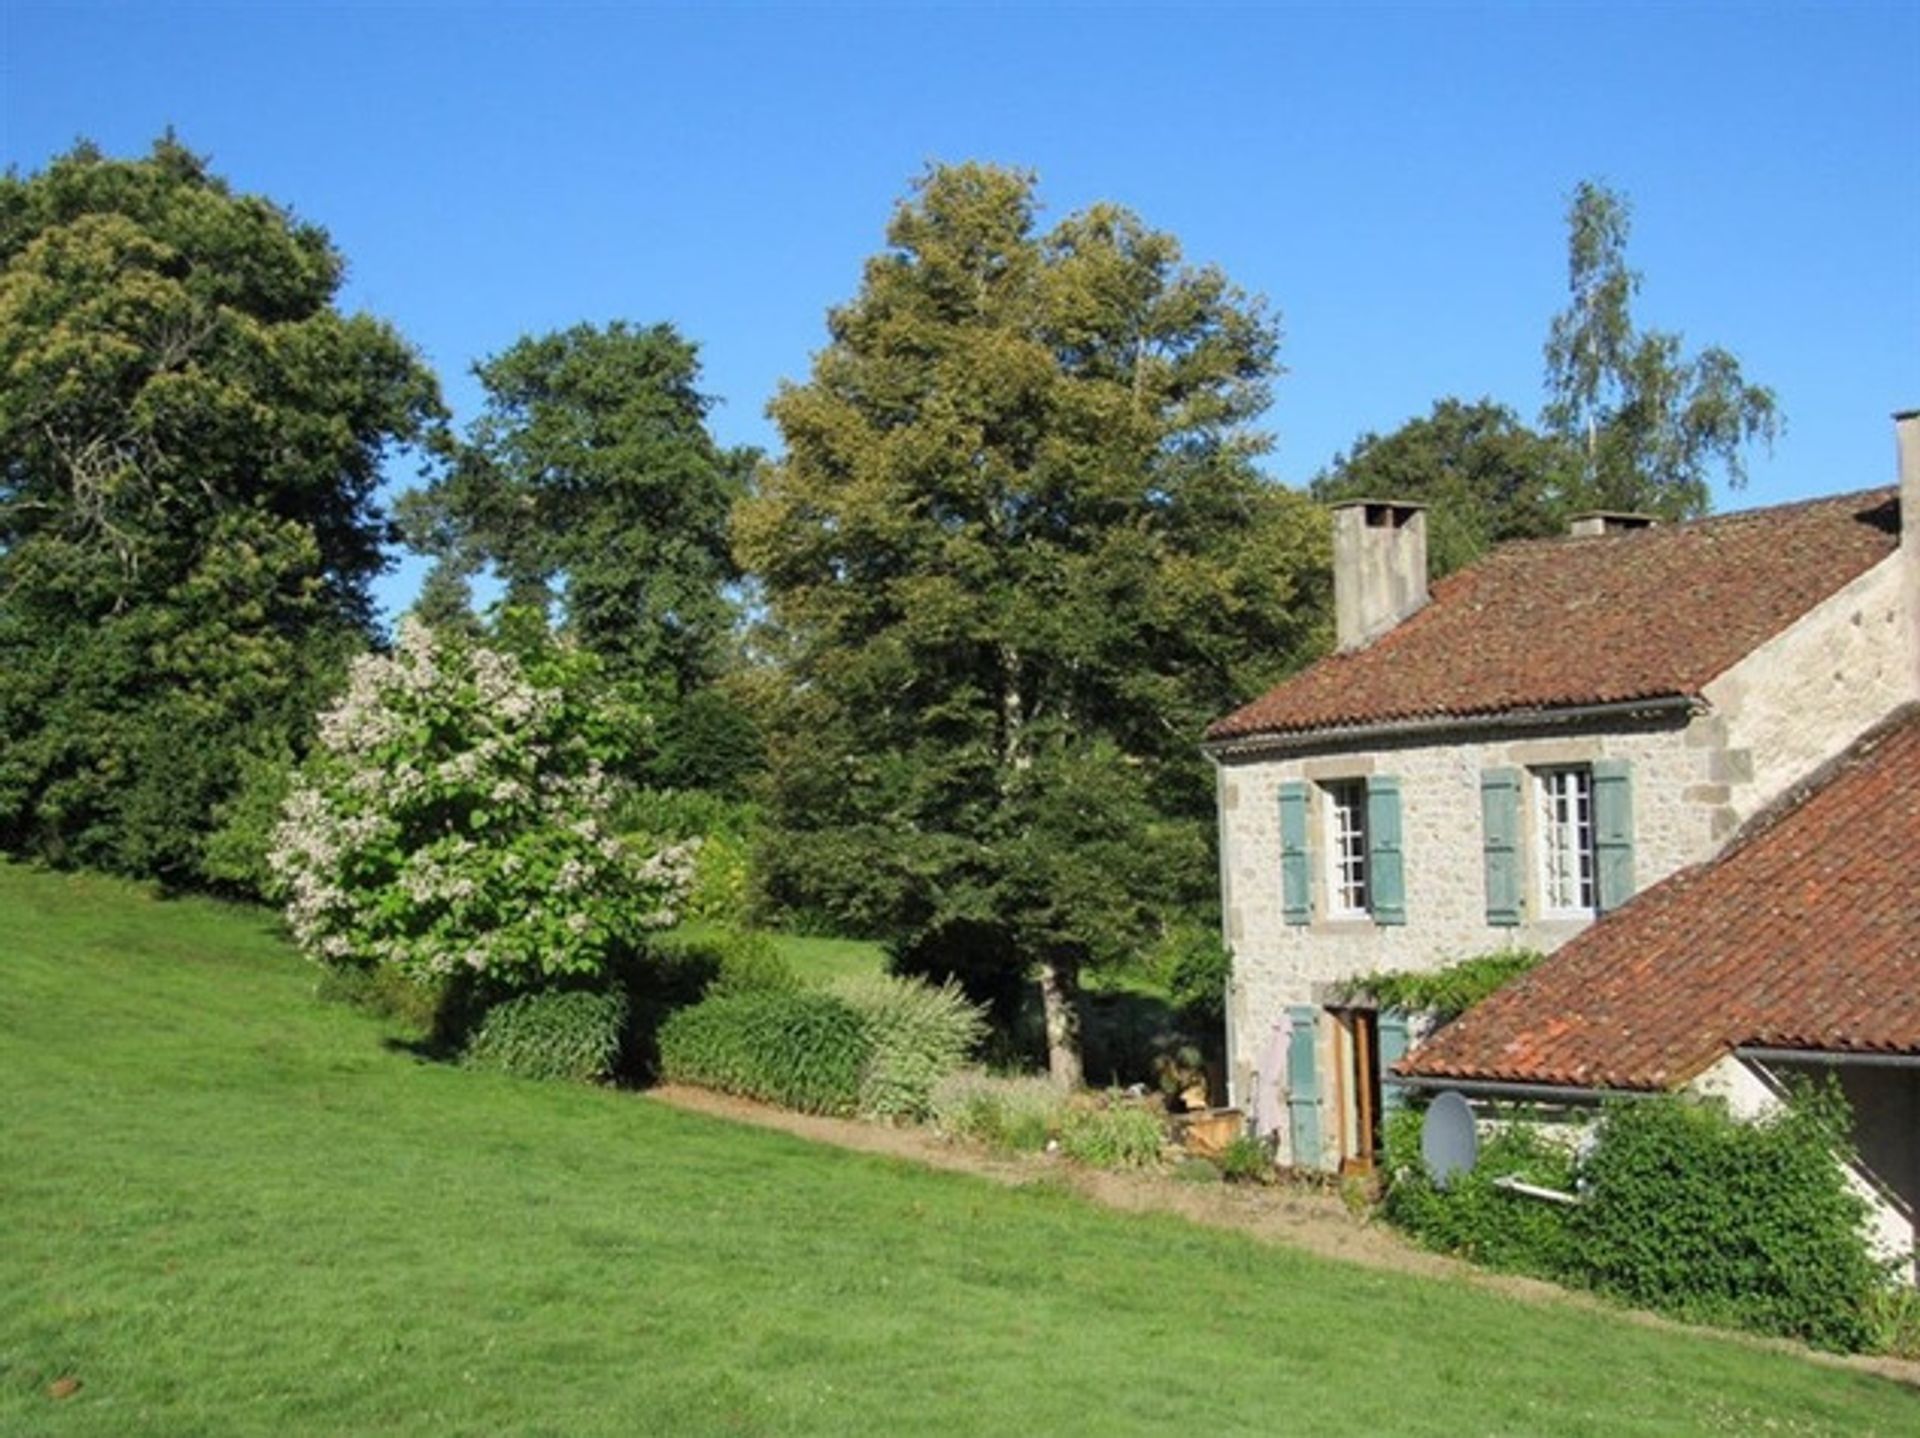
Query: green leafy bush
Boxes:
[
  {"xmin": 930, "ymin": 1072, "xmax": 1068, "ymax": 1153},
  {"xmin": 1383, "ymin": 1108, "xmax": 1580, "ymax": 1277},
  {"xmin": 1383, "ymin": 1085, "xmax": 1890, "ymax": 1352},
  {"xmin": 1060, "ymin": 1100, "xmax": 1167, "ymax": 1169},
  {"xmin": 463, "ymin": 988, "xmax": 629, "ymax": 1084},
  {"xmin": 658, "ymin": 990, "xmax": 872, "ymax": 1115},
  {"xmin": 833, "ymin": 975, "xmax": 987, "ymax": 1121},
  {"xmin": 1336, "ymin": 949, "xmax": 1544, "ymax": 1018},
  {"xmin": 617, "ymin": 788, "xmax": 760, "ymax": 925},
  {"xmin": 1573, "ymin": 1087, "xmax": 1882, "ymax": 1351},
  {"xmin": 269, "ymin": 621, "xmax": 694, "ymax": 988}
]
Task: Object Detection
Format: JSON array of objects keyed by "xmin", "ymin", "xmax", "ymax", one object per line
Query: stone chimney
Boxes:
[
  {"xmin": 1898, "ymin": 409, "xmax": 1920, "ymax": 695},
  {"xmin": 1331, "ymin": 500, "xmax": 1429, "ymax": 651},
  {"xmin": 1568, "ymin": 511, "xmax": 1656, "ymax": 537}
]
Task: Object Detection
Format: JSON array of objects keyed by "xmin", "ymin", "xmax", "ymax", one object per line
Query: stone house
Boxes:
[
  {"xmin": 1399, "ymin": 702, "xmax": 1920, "ymax": 1275},
  {"xmin": 1203, "ymin": 414, "xmax": 1919, "ymax": 1194}
]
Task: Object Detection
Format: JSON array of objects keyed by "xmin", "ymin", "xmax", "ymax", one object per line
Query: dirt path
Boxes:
[{"xmin": 645, "ymin": 1084, "xmax": 1920, "ymax": 1391}]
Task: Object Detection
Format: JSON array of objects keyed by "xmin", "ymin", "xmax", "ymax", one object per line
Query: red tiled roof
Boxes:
[
  {"xmin": 1207, "ymin": 489, "xmax": 1900, "ymax": 743},
  {"xmin": 1398, "ymin": 706, "xmax": 1920, "ymax": 1090}
]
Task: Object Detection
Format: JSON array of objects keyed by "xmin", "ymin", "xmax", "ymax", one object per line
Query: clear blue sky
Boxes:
[{"xmin": 6, "ymin": 2, "xmax": 1916, "ymax": 621}]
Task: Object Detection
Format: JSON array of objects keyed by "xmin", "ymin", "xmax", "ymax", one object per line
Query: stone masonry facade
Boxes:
[{"xmin": 1217, "ymin": 548, "xmax": 1913, "ymax": 1162}]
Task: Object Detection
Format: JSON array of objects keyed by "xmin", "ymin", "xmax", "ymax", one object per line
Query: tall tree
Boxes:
[
  {"xmin": 1543, "ymin": 180, "xmax": 1781, "ymax": 517},
  {"xmin": 399, "ymin": 322, "xmax": 753, "ymax": 703},
  {"xmin": 1312, "ymin": 398, "xmax": 1576, "ymax": 578},
  {"xmin": 738, "ymin": 163, "xmax": 1327, "ymax": 1083},
  {"xmin": 0, "ymin": 137, "xmax": 442, "ymax": 884}
]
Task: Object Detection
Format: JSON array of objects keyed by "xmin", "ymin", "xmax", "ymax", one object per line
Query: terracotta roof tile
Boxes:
[
  {"xmin": 1208, "ymin": 489, "xmax": 1899, "ymax": 743},
  {"xmin": 1398, "ymin": 706, "xmax": 1920, "ymax": 1090}
]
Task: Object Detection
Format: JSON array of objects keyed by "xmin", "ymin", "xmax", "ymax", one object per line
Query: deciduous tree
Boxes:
[
  {"xmin": 0, "ymin": 137, "xmax": 442, "ymax": 884},
  {"xmin": 399, "ymin": 322, "xmax": 753, "ymax": 703},
  {"xmin": 738, "ymin": 163, "xmax": 1326, "ymax": 1083},
  {"xmin": 1312, "ymin": 398, "xmax": 1576, "ymax": 578},
  {"xmin": 1543, "ymin": 180, "xmax": 1781, "ymax": 517}
]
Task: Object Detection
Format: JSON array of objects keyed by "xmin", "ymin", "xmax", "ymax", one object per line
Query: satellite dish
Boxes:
[{"xmin": 1422, "ymin": 1090, "xmax": 1479, "ymax": 1191}]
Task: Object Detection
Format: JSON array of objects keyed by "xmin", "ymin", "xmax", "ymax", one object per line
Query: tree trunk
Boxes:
[{"xmin": 1037, "ymin": 953, "xmax": 1085, "ymax": 1089}]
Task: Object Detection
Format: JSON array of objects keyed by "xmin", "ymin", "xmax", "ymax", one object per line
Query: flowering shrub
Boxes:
[{"xmin": 270, "ymin": 620, "xmax": 693, "ymax": 989}]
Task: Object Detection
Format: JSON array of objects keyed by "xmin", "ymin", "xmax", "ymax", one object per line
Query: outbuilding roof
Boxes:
[
  {"xmin": 1397, "ymin": 705, "xmax": 1920, "ymax": 1091},
  {"xmin": 1207, "ymin": 488, "xmax": 1900, "ymax": 745}
]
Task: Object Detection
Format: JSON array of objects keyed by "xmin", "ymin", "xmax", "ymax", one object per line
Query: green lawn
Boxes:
[
  {"xmin": 664, "ymin": 919, "xmax": 889, "ymax": 985},
  {"xmin": 2, "ymin": 864, "xmax": 1912, "ymax": 1435}
]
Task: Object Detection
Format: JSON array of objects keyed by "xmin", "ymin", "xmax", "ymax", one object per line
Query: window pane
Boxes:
[
  {"xmin": 1538, "ymin": 767, "xmax": 1595, "ymax": 913},
  {"xmin": 1325, "ymin": 780, "xmax": 1370, "ymax": 914}
]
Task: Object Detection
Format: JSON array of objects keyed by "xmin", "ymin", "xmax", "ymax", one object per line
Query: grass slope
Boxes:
[{"xmin": 2, "ymin": 863, "xmax": 1912, "ymax": 1436}]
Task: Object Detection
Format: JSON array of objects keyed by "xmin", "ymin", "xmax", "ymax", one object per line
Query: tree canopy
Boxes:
[
  {"xmin": 398, "ymin": 321, "xmax": 753, "ymax": 703},
  {"xmin": 1311, "ymin": 398, "xmax": 1575, "ymax": 578},
  {"xmin": 1543, "ymin": 180, "xmax": 1781, "ymax": 517},
  {"xmin": 737, "ymin": 163, "xmax": 1327, "ymax": 1081},
  {"xmin": 0, "ymin": 136, "xmax": 442, "ymax": 883}
]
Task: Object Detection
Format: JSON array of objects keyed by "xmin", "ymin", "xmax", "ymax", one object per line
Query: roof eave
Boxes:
[{"xmin": 1202, "ymin": 693, "xmax": 1704, "ymax": 760}]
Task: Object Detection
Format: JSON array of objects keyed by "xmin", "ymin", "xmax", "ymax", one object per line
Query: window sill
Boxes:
[{"xmin": 1309, "ymin": 915, "xmax": 1381, "ymax": 935}]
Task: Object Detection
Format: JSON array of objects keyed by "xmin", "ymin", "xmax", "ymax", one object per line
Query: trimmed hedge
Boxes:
[
  {"xmin": 463, "ymin": 988, "xmax": 629, "ymax": 1084},
  {"xmin": 658, "ymin": 990, "xmax": 872, "ymax": 1115}
]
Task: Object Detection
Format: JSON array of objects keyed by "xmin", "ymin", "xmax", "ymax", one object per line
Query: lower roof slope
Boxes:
[
  {"xmin": 1398, "ymin": 705, "xmax": 1920, "ymax": 1092},
  {"xmin": 1208, "ymin": 488, "xmax": 1900, "ymax": 743}
]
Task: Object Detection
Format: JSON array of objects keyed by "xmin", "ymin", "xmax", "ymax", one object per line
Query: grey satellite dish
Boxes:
[{"xmin": 1422, "ymin": 1090, "xmax": 1479, "ymax": 1191}]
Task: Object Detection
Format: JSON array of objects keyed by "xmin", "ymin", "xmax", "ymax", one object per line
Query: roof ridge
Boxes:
[{"xmin": 1476, "ymin": 484, "xmax": 1899, "ymax": 561}]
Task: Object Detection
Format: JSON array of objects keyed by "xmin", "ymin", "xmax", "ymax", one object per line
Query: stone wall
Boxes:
[
  {"xmin": 1216, "ymin": 553, "xmax": 1914, "ymax": 1156},
  {"xmin": 1217, "ymin": 713, "xmax": 1710, "ymax": 1136},
  {"xmin": 1703, "ymin": 555, "xmax": 1913, "ymax": 831}
]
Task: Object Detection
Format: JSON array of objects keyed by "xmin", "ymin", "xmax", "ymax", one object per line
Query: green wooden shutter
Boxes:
[
  {"xmin": 1481, "ymin": 767, "xmax": 1522, "ymax": 926},
  {"xmin": 1366, "ymin": 775, "xmax": 1405, "ymax": 925},
  {"xmin": 1377, "ymin": 1009, "xmax": 1411, "ymax": 1115},
  {"xmin": 1286, "ymin": 1005, "xmax": 1322, "ymax": 1168},
  {"xmin": 1279, "ymin": 781, "xmax": 1311, "ymax": 925},
  {"xmin": 1593, "ymin": 758, "xmax": 1635, "ymax": 912}
]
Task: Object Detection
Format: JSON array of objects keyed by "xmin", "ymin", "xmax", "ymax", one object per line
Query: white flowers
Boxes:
[{"xmin": 269, "ymin": 622, "xmax": 689, "ymax": 985}]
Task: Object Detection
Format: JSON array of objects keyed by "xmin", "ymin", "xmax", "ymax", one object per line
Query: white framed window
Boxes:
[
  {"xmin": 1323, "ymin": 779, "xmax": 1370, "ymax": 917},
  {"xmin": 1535, "ymin": 765, "xmax": 1596, "ymax": 915}
]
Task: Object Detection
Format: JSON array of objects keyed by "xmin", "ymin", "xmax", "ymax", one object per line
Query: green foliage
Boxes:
[
  {"xmin": 1146, "ymin": 925, "xmax": 1233, "ymax": 1026},
  {"xmin": 201, "ymin": 744, "xmax": 298, "ymax": 897},
  {"xmin": 269, "ymin": 621, "xmax": 693, "ymax": 989},
  {"xmin": 657, "ymin": 989, "xmax": 872, "ymax": 1115},
  {"xmin": 739, "ymin": 162, "xmax": 1330, "ymax": 1077},
  {"xmin": 1335, "ymin": 949, "xmax": 1544, "ymax": 1018},
  {"xmin": 703, "ymin": 930, "xmax": 802, "ymax": 998},
  {"xmin": 1059, "ymin": 1100, "xmax": 1167, "ymax": 1170},
  {"xmin": 929, "ymin": 1071, "xmax": 1069, "ymax": 1153},
  {"xmin": 462, "ymin": 988, "xmax": 630, "ymax": 1085},
  {"xmin": 1382, "ymin": 1108, "xmax": 1581, "ymax": 1277},
  {"xmin": 618, "ymin": 788, "xmax": 761, "ymax": 926},
  {"xmin": 1543, "ymin": 180, "xmax": 1781, "ymax": 517},
  {"xmin": 0, "ymin": 137, "xmax": 442, "ymax": 887},
  {"xmin": 832, "ymin": 974, "xmax": 988, "ymax": 1121},
  {"xmin": 644, "ymin": 685, "xmax": 766, "ymax": 799},
  {"xmin": 1573, "ymin": 1086, "xmax": 1881, "ymax": 1351},
  {"xmin": 1384, "ymin": 1086, "xmax": 1889, "ymax": 1352},
  {"xmin": 398, "ymin": 320, "xmax": 752, "ymax": 701},
  {"xmin": 1217, "ymin": 1134, "xmax": 1273, "ymax": 1184},
  {"xmin": 1868, "ymin": 1287, "xmax": 1920, "ymax": 1360},
  {"xmin": 1311, "ymin": 398, "xmax": 1576, "ymax": 578}
]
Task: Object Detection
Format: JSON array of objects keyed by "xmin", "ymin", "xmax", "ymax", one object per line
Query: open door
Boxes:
[{"xmin": 1329, "ymin": 1007, "xmax": 1384, "ymax": 1176}]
